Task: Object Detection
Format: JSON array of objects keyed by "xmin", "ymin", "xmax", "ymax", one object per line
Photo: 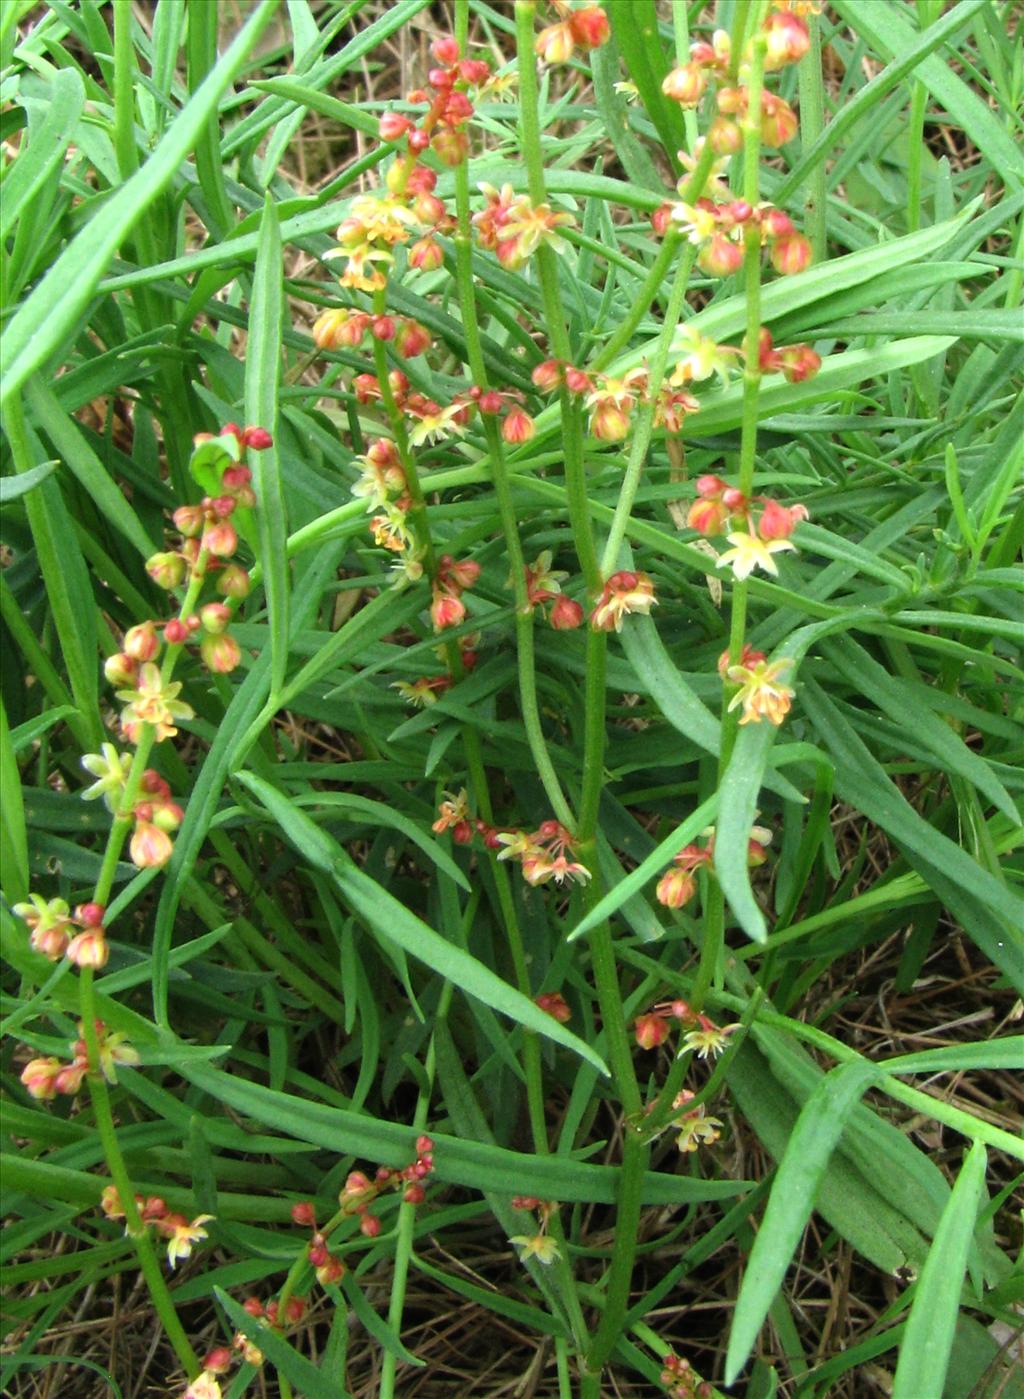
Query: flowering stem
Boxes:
[
  {"xmin": 78, "ymin": 972, "xmax": 199, "ymax": 1377},
  {"xmin": 451, "ymin": 115, "xmax": 574, "ymax": 828},
  {"xmin": 514, "ymin": 0, "xmax": 600, "ymax": 594},
  {"xmin": 599, "ymin": 245, "xmax": 696, "ymax": 577}
]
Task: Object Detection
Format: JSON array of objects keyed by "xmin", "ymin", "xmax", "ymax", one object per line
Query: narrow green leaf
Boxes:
[
  {"xmin": 338, "ymin": 1273, "xmax": 424, "ymax": 1368},
  {"xmin": 237, "ymin": 771, "xmax": 610, "ymax": 1076},
  {"xmin": 882, "ymin": 1039, "xmax": 1024, "ymax": 1075},
  {"xmin": 0, "ymin": 458, "xmax": 58, "ymax": 503},
  {"xmin": 0, "ymin": 68, "xmax": 84, "ymax": 241},
  {"xmin": 715, "ymin": 722, "xmax": 782, "ymax": 944},
  {"xmin": 892, "ymin": 1142, "xmax": 988, "ymax": 1399},
  {"xmin": 245, "ymin": 196, "xmax": 289, "ymax": 695},
  {"xmin": 0, "ymin": 699, "xmax": 29, "ymax": 904},
  {"xmin": 725, "ymin": 1060, "xmax": 880, "ymax": 1384},
  {"xmin": 289, "ymin": 792, "xmax": 470, "ymax": 891}
]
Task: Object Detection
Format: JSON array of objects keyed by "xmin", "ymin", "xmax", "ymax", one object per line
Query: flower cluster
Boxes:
[
  {"xmin": 473, "ymin": 181, "xmax": 576, "ymax": 269},
  {"xmin": 313, "ymin": 306, "xmax": 432, "ymax": 358},
  {"xmin": 101, "ymin": 1186, "xmax": 213, "ymax": 1269},
  {"xmin": 685, "ymin": 473, "xmax": 809, "ymax": 582},
  {"xmin": 590, "ymin": 571, "xmax": 657, "ymax": 631},
  {"xmin": 318, "ymin": 36, "xmax": 491, "ymax": 297},
  {"xmin": 431, "ymin": 553, "xmax": 480, "ymax": 631},
  {"xmin": 725, "ymin": 653, "xmax": 796, "ymax": 727},
  {"xmin": 534, "ymin": 2, "xmax": 610, "ymax": 66},
  {"xmin": 661, "ymin": 197, "xmax": 812, "ymax": 279},
  {"xmin": 510, "ymin": 1197, "xmax": 561, "ymax": 1265},
  {"xmin": 324, "ymin": 1135, "xmax": 435, "ymax": 1250},
  {"xmin": 668, "ymin": 1090, "xmax": 725, "ymax": 1156},
  {"xmin": 13, "ymin": 896, "xmax": 111, "ymax": 968},
  {"xmin": 634, "ymin": 998, "xmax": 738, "ymax": 1061},
  {"xmin": 655, "ymin": 822, "xmax": 772, "ymax": 909},
  {"xmin": 660, "ymin": 1348, "xmax": 714, "ymax": 1399},
  {"xmin": 494, "ymin": 819, "xmax": 591, "ymax": 888},
  {"xmin": 519, "ymin": 549, "xmax": 584, "ymax": 628},
  {"xmin": 81, "ymin": 742, "xmax": 184, "ymax": 870},
  {"xmin": 20, "ymin": 1020, "xmax": 139, "ymax": 1100}
]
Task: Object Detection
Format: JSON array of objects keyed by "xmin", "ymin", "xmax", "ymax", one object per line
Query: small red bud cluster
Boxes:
[
  {"xmin": 757, "ymin": 326, "xmax": 821, "ymax": 382},
  {"xmin": 535, "ymin": 4, "xmax": 610, "ymax": 65},
  {"xmin": 19, "ymin": 1017, "xmax": 137, "ymax": 1100},
  {"xmin": 13, "ymin": 896, "xmax": 113, "ymax": 969},
  {"xmin": 535, "ymin": 992, "xmax": 572, "ymax": 1023},
  {"xmin": 686, "ymin": 473, "xmax": 809, "ymax": 545},
  {"xmin": 660, "ymin": 1349, "xmax": 713, "ymax": 1399},
  {"xmin": 431, "ymin": 554, "xmax": 480, "ymax": 632},
  {"xmin": 329, "ymin": 1135, "xmax": 435, "ymax": 1242},
  {"xmin": 128, "ymin": 767, "xmax": 184, "ymax": 870},
  {"xmin": 312, "ymin": 308, "xmax": 432, "ymax": 359},
  {"xmin": 590, "ymin": 571, "xmax": 657, "ymax": 632},
  {"xmin": 490, "ymin": 819, "xmax": 592, "ymax": 888}
]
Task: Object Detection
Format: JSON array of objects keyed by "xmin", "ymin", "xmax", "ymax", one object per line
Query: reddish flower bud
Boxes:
[
  {"xmin": 686, "ymin": 497, "xmax": 729, "ymax": 536},
  {"xmin": 200, "ymin": 602, "xmax": 232, "ymax": 635},
  {"xmin": 431, "ymin": 127, "xmax": 469, "ymax": 166},
  {"xmin": 763, "ymin": 11, "xmax": 810, "ymax": 70},
  {"xmin": 394, "ymin": 319, "xmax": 432, "ymax": 358},
  {"xmin": 535, "ymin": 991, "xmax": 572, "ymax": 1022},
  {"xmin": 124, "ymin": 621, "xmax": 160, "ymax": 662},
  {"xmin": 761, "ymin": 93, "xmax": 799, "ymax": 147},
  {"xmin": 708, "ymin": 115, "xmax": 742, "ymax": 155},
  {"xmin": 130, "ymin": 820, "xmax": 173, "ymax": 869},
  {"xmin": 432, "ymin": 35, "xmax": 460, "ymax": 65},
  {"xmin": 564, "ymin": 366, "xmax": 592, "ymax": 395},
  {"xmin": 242, "ymin": 426, "xmax": 273, "ymax": 451},
  {"xmin": 371, "ymin": 315, "xmax": 396, "ymax": 342},
  {"xmin": 359, "ymin": 1212, "xmax": 381, "ymax": 1238},
  {"xmin": 203, "ymin": 1347, "xmax": 234, "ymax": 1375},
  {"xmin": 535, "ymin": 20, "xmax": 575, "ymax": 64},
  {"xmin": 757, "ymin": 499, "xmax": 808, "ymax": 540},
  {"xmin": 151, "ymin": 800, "xmax": 184, "ymax": 833},
  {"xmin": 408, "ymin": 127, "xmax": 430, "ymax": 153},
  {"xmin": 412, "ymin": 191, "xmax": 446, "ymax": 225},
  {"xmin": 200, "ymin": 631, "xmax": 242, "ymax": 674},
  {"xmin": 291, "ymin": 1200, "xmax": 316, "ymax": 1227},
  {"xmin": 379, "ymin": 112, "xmax": 412, "ymax": 141},
  {"xmin": 403, "ymin": 1183, "xmax": 426, "ymax": 1205},
  {"xmin": 651, "ymin": 202, "xmax": 675, "ymax": 237},
  {"xmin": 501, "ymin": 406, "xmax": 535, "ymax": 443},
  {"xmin": 315, "ymin": 1254, "xmax": 345, "ymax": 1286},
  {"xmin": 549, "ymin": 595, "xmax": 584, "ymax": 630},
  {"xmin": 242, "ymin": 1296, "xmax": 264, "ymax": 1317},
  {"xmin": 202, "ymin": 520, "xmax": 238, "ymax": 558},
  {"xmin": 569, "ymin": 6, "xmax": 610, "ymax": 49},
  {"xmin": 698, "ymin": 233, "xmax": 743, "ymax": 277},
  {"xmin": 146, "ymin": 551, "xmax": 186, "ymax": 590},
  {"xmin": 590, "ymin": 398, "xmax": 631, "ymax": 441},
  {"xmin": 408, "ymin": 237, "xmax": 444, "ymax": 272},
  {"xmin": 175, "ymin": 505, "xmax": 208, "ymax": 538},
  {"xmin": 459, "ymin": 59, "xmax": 491, "ymax": 85},
  {"xmin": 531, "ymin": 359, "xmax": 564, "ymax": 392},
  {"xmin": 635, "ymin": 1013, "xmax": 669, "ymax": 1050},
  {"xmin": 162, "ymin": 618, "xmax": 189, "ymax": 646},
  {"xmin": 778, "ymin": 343, "xmax": 821, "ymax": 383},
  {"xmin": 771, "ymin": 232, "xmax": 812, "ymax": 276},
  {"xmin": 217, "ymin": 563, "xmax": 252, "ymax": 599},
  {"xmin": 66, "ymin": 929, "xmax": 110, "ymax": 968},
  {"xmin": 662, "ymin": 63, "xmax": 707, "ymax": 107}
]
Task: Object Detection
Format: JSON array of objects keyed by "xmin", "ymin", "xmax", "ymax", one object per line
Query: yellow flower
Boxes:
[
  {"xmin": 408, "ymin": 403, "xmax": 467, "ymax": 447},
  {"xmin": 510, "ymin": 1233, "xmax": 560, "ymax": 1265},
  {"xmin": 165, "ymin": 1213, "xmax": 214, "ymax": 1269},
  {"xmin": 716, "ymin": 530, "xmax": 796, "ymax": 581},
  {"xmin": 726, "ymin": 658, "xmax": 795, "ymax": 727}
]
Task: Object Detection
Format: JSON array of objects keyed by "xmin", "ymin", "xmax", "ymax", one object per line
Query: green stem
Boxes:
[
  {"xmin": 79, "ymin": 974, "xmax": 199, "ymax": 1377},
  {"xmin": 599, "ymin": 245, "xmax": 696, "ymax": 577},
  {"xmin": 514, "ymin": 0, "xmax": 599, "ymax": 592},
  {"xmin": 798, "ymin": 12, "xmax": 828, "ymax": 259},
  {"xmin": 452, "ymin": 142, "xmax": 573, "ymax": 828},
  {"xmin": 380, "ymin": 1040, "xmax": 435, "ymax": 1399},
  {"xmin": 112, "ymin": 0, "xmax": 139, "ymax": 180}
]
